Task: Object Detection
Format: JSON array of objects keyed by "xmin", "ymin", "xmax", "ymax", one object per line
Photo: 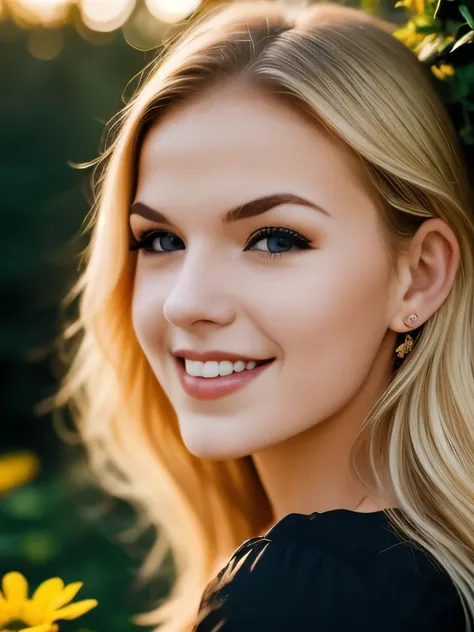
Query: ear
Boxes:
[{"xmin": 389, "ymin": 218, "xmax": 460, "ymax": 333}]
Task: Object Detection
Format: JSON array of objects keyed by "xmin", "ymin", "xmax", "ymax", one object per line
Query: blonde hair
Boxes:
[{"xmin": 42, "ymin": 1, "xmax": 474, "ymax": 631}]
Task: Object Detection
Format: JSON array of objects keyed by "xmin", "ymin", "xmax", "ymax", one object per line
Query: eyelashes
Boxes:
[
  {"xmin": 244, "ymin": 226, "xmax": 312, "ymax": 254},
  {"xmin": 128, "ymin": 226, "xmax": 313, "ymax": 258},
  {"xmin": 129, "ymin": 231, "xmax": 184, "ymax": 254}
]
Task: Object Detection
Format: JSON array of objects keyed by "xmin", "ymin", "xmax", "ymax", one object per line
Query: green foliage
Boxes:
[
  {"xmin": 0, "ymin": 22, "xmax": 170, "ymax": 632},
  {"xmin": 394, "ymin": 0, "xmax": 474, "ymax": 154},
  {"xmin": 0, "ymin": 462, "xmax": 173, "ymax": 631}
]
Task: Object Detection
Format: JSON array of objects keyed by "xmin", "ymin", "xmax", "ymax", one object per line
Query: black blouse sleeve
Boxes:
[{"xmin": 193, "ymin": 510, "xmax": 466, "ymax": 632}]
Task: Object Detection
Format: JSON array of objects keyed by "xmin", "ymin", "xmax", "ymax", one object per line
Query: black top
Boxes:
[{"xmin": 193, "ymin": 509, "xmax": 467, "ymax": 631}]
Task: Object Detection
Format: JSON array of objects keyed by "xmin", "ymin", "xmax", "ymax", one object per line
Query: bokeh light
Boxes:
[
  {"xmin": 4, "ymin": 0, "xmax": 205, "ymax": 32},
  {"xmin": 7, "ymin": 0, "xmax": 72, "ymax": 26},
  {"xmin": 27, "ymin": 26, "xmax": 63, "ymax": 58},
  {"xmin": 145, "ymin": 0, "xmax": 201, "ymax": 23},
  {"xmin": 122, "ymin": 1, "xmax": 169, "ymax": 50},
  {"xmin": 79, "ymin": 0, "xmax": 136, "ymax": 32}
]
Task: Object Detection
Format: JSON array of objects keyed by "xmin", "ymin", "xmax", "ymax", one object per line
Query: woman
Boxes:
[{"xmin": 50, "ymin": 1, "xmax": 474, "ymax": 631}]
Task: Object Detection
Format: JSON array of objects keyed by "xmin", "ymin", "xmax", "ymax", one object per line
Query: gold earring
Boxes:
[
  {"xmin": 395, "ymin": 334, "xmax": 414, "ymax": 358},
  {"xmin": 395, "ymin": 314, "xmax": 418, "ymax": 359}
]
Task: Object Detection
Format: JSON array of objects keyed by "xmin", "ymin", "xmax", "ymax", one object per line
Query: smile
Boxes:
[{"xmin": 174, "ymin": 356, "xmax": 275, "ymax": 400}]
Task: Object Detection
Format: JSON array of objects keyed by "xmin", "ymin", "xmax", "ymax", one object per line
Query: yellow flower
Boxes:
[
  {"xmin": 393, "ymin": 21, "xmax": 426, "ymax": 49},
  {"xmin": 395, "ymin": 0, "xmax": 426, "ymax": 15},
  {"xmin": 431, "ymin": 63, "xmax": 456, "ymax": 79},
  {"xmin": 0, "ymin": 572, "xmax": 98, "ymax": 632},
  {"xmin": 0, "ymin": 453, "xmax": 40, "ymax": 495}
]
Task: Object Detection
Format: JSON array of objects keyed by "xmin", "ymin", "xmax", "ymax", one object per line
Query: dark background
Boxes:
[{"xmin": 1, "ymin": 4, "xmax": 175, "ymax": 629}]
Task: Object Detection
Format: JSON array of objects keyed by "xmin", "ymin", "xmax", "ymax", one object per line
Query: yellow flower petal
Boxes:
[
  {"xmin": 0, "ymin": 618, "xmax": 10, "ymax": 629},
  {"xmin": 50, "ymin": 599, "xmax": 98, "ymax": 621},
  {"xmin": 0, "ymin": 591, "xmax": 11, "ymax": 625},
  {"xmin": 431, "ymin": 63, "xmax": 456, "ymax": 80},
  {"xmin": 440, "ymin": 63, "xmax": 455, "ymax": 76},
  {"xmin": 31, "ymin": 578, "xmax": 64, "ymax": 614},
  {"xmin": 2, "ymin": 572, "xmax": 29, "ymax": 614},
  {"xmin": 49, "ymin": 582, "xmax": 82, "ymax": 610},
  {"xmin": 415, "ymin": 0, "xmax": 424, "ymax": 15},
  {"xmin": 22, "ymin": 598, "xmax": 43, "ymax": 626},
  {"xmin": 0, "ymin": 452, "xmax": 40, "ymax": 494}
]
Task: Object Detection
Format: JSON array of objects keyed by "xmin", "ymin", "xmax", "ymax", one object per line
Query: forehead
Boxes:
[{"xmin": 134, "ymin": 82, "xmax": 372, "ymax": 216}]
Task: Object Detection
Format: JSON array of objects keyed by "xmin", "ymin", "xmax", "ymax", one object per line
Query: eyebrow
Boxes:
[{"xmin": 129, "ymin": 193, "xmax": 331, "ymax": 225}]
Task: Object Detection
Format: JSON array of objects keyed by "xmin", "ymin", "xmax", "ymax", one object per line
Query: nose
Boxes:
[{"xmin": 163, "ymin": 250, "xmax": 236, "ymax": 330}]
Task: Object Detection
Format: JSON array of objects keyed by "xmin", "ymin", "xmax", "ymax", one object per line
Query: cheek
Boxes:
[
  {"xmin": 260, "ymin": 243, "xmax": 391, "ymax": 333},
  {"xmin": 255, "ymin": 242, "xmax": 393, "ymax": 416},
  {"xmin": 131, "ymin": 267, "xmax": 168, "ymax": 356}
]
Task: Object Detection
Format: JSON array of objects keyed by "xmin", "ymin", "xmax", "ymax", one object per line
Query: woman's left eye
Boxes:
[{"xmin": 244, "ymin": 227, "xmax": 312, "ymax": 256}]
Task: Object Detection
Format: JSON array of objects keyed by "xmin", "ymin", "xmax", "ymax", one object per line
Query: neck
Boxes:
[{"xmin": 251, "ymin": 341, "xmax": 396, "ymax": 524}]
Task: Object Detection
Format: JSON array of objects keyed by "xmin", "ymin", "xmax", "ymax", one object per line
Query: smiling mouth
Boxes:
[
  {"xmin": 177, "ymin": 357, "xmax": 273, "ymax": 378},
  {"xmin": 174, "ymin": 357, "xmax": 275, "ymax": 400}
]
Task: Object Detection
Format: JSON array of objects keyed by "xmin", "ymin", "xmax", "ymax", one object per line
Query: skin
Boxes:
[{"xmin": 130, "ymin": 81, "xmax": 460, "ymax": 522}]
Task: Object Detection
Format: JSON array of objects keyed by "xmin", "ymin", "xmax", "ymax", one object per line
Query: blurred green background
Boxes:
[
  {"xmin": 0, "ymin": 2, "xmax": 195, "ymax": 630},
  {"xmin": 0, "ymin": 0, "xmax": 413, "ymax": 630}
]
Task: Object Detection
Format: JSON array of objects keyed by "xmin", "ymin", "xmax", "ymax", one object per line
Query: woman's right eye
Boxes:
[{"xmin": 129, "ymin": 230, "xmax": 185, "ymax": 254}]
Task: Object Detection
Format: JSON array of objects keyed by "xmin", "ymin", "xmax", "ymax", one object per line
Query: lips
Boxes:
[{"xmin": 174, "ymin": 356, "xmax": 274, "ymax": 400}]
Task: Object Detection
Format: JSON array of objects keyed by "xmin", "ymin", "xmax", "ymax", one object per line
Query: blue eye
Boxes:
[
  {"xmin": 129, "ymin": 231, "xmax": 185, "ymax": 254},
  {"xmin": 244, "ymin": 227, "xmax": 312, "ymax": 256},
  {"xmin": 129, "ymin": 226, "xmax": 312, "ymax": 257}
]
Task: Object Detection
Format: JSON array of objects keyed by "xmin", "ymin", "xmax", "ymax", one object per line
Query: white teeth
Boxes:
[
  {"xmin": 202, "ymin": 361, "xmax": 219, "ymax": 378},
  {"xmin": 184, "ymin": 359, "xmax": 204, "ymax": 377},
  {"xmin": 183, "ymin": 358, "xmax": 264, "ymax": 378},
  {"xmin": 219, "ymin": 361, "xmax": 234, "ymax": 376}
]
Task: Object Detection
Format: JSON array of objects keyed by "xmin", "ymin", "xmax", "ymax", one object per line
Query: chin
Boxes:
[
  {"xmin": 179, "ymin": 422, "xmax": 255, "ymax": 461},
  {"xmin": 184, "ymin": 438, "xmax": 252, "ymax": 461}
]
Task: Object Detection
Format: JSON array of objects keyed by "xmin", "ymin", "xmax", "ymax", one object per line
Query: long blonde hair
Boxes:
[{"xmin": 42, "ymin": 1, "xmax": 474, "ymax": 630}]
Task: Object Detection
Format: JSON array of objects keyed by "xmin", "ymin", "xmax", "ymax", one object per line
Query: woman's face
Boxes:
[{"xmin": 130, "ymin": 82, "xmax": 400, "ymax": 459}]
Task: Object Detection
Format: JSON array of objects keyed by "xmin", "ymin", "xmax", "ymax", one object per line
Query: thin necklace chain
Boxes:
[{"xmin": 351, "ymin": 495, "xmax": 368, "ymax": 511}]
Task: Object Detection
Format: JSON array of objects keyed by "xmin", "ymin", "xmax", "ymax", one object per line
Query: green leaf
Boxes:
[
  {"xmin": 416, "ymin": 23, "xmax": 439, "ymax": 32},
  {"xmin": 459, "ymin": 4, "xmax": 474, "ymax": 28}
]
